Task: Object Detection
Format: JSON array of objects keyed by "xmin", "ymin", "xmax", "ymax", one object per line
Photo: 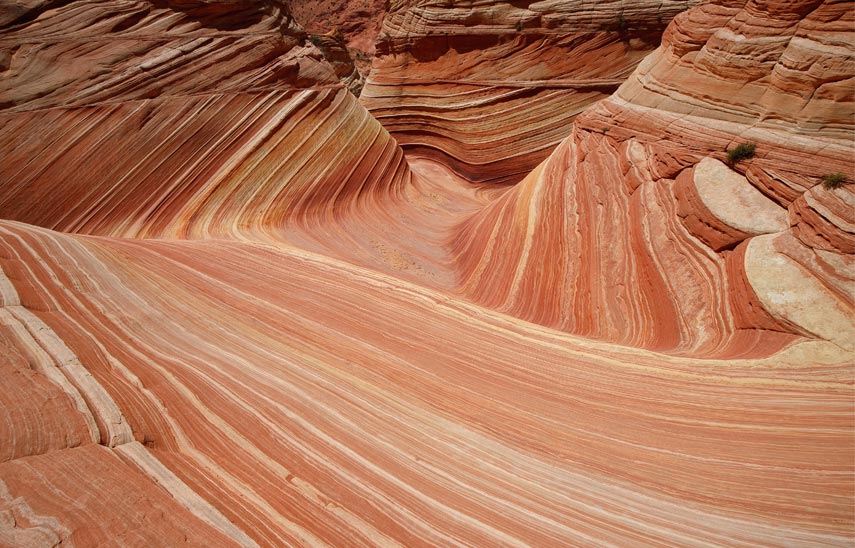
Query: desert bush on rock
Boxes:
[
  {"xmin": 726, "ymin": 142, "xmax": 756, "ymax": 166},
  {"xmin": 821, "ymin": 172, "xmax": 849, "ymax": 190}
]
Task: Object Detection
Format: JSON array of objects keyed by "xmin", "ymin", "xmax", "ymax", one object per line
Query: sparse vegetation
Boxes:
[
  {"xmin": 515, "ymin": 20, "xmax": 523, "ymax": 32},
  {"xmin": 821, "ymin": 172, "xmax": 849, "ymax": 190},
  {"xmin": 726, "ymin": 142, "xmax": 756, "ymax": 166},
  {"xmin": 616, "ymin": 13, "xmax": 627, "ymax": 33},
  {"xmin": 601, "ymin": 11, "xmax": 630, "ymax": 33}
]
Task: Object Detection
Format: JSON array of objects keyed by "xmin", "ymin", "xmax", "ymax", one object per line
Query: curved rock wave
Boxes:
[
  {"xmin": 362, "ymin": 0, "xmax": 697, "ymax": 184},
  {"xmin": 0, "ymin": 220, "xmax": 851, "ymax": 546},
  {"xmin": 0, "ymin": 88, "xmax": 410, "ymax": 238},
  {"xmin": 450, "ymin": 0, "xmax": 854, "ymax": 356},
  {"xmin": 0, "ymin": 0, "xmax": 852, "ymax": 546}
]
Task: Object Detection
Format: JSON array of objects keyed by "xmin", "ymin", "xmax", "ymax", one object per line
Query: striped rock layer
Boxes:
[
  {"xmin": 0, "ymin": 0, "xmax": 853, "ymax": 547},
  {"xmin": 361, "ymin": 0, "xmax": 697, "ymax": 184},
  {"xmin": 0, "ymin": 0, "xmax": 410, "ymax": 239},
  {"xmin": 0, "ymin": 221, "xmax": 852, "ymax": 547},
  {"xmin": 451, "ymin": 0, "xmax": 855, "ymax": 356}
]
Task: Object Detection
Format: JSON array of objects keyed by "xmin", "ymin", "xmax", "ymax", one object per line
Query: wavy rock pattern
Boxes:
[
  {"xmin": 0, "ymin": 220, "xmax": 852, "ymax": 547},
  {"xmin": 452, "ymin": 0, "xmax": 855, "ymax": 356},
  {"xmin": 0, "ymin": 87, "xmax": 409, "ymax": 238},
  {"xmin": 0, "ymin": 0, "xmax": 852, "ymax": 546},
  {"xmin": 361, "ymin": 0, "xmax": 697, "ymax": 183},
  {"xmin": 0, "ymin": 1, "xmax": 412, "ymax": 239},
  {"xmin": 0, "ymin": 1, "xmax": 339, "ymax": 111},
  {"xmin": 0, "ymin": 444, "xmax": 241, "ymax": 547}
]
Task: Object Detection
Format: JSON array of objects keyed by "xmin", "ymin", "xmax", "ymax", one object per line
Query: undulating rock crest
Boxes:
[
  {"xmin": 0, "ymin": 0, "xmax": 411, "ymax": 238},
  {"xmin": 451, "ymin": 0, "xmax": 855, "ymax": 356},
  {"xmin": 361, "ymin": 0, "xmax": 697, "ymax": 183},
  {"xmin": 0, "ymin": 0, "xmax": 853, "ymax": 546}
]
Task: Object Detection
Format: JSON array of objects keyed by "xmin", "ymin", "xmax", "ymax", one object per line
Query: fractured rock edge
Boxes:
[{"xmin": 0, "ymin": 264, "xmax": 258, "ymax": 547}]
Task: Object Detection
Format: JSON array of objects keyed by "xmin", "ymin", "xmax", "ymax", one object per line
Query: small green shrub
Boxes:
[
  {"xmin": 821, "ymin": 172, "xmax": 849, "ymax": 190},
  {"xmin": 726, "ymin": 142, "xmax": 756, "ymax": 165},
  {"xmin": 515, "ymin": 20, "xmax": 523, "ymax": 32}
]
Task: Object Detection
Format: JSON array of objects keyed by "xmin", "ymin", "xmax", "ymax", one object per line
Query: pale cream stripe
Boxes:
[
  {"xmin": 116, "ymin": 442, "xmax": 261, "ymax": 548},
  {"xmin": 0, "ymin": 265, "xmax": 19, "ymax": 306},
  {"xmin": 0, "ymin": 227, "xmax": 329, "ymax": 547},
  {"xmin": 0, "ymin": 261, "xmax": 99, "ymax": 443},
  {"xmin": 6, "ymin": 306, "xmax": 133, "ymax": 447},
  {"xmin": 0, "ymin": 307, "xmax": 100, "ymax": 444},
  {"xmin": 0, "ymin": 244, "xmax": 133, "ymax": 447},
  {"xmin": 507, "ymin": 156, "xmax": 550, "ymax": 306},
  {"xmin": 0, "ymin": 478, "xmax": 71, "ymax": 548}
]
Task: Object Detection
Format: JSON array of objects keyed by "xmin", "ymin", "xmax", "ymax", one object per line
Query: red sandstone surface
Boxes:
[
  {"xmin": 287, "ymin": 0, "xmax": 386, "ymax": 54},
  {"xmin": 285, "ymin": 0, "xmax": 387, "ymax": 88},
  {"xmin": 0, "ymin": 0, "xmax": 853, "ymax": 547},
  {"xmin": 362, "ymin": 0, "xmax": 699, "ymax": 183}
]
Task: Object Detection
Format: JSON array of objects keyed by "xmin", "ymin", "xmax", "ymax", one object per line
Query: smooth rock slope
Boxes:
[
  {"xmin": 0, "ymin": 0, "xmax": 852, "ymax": 547},
  {"xmin": 451, "ymin": 0, "xmax": 855, "ymax": 356}
]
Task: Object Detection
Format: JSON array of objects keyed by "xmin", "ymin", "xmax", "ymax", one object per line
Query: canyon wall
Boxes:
[
  {"xmin": 0, "ymin": 0, "xmax": 852, "ymax": 546},
  {"xmin": 0, "ymin": 0, "xmax": 410, "ymax": 238},
  {"xmin": 362, "ymin": 0, "xmax": 697, "ymax": 183},
  {"xmin": 451, "ymin": 0, "xmax": 855, "ymax": 356},
  {"xmin": 286, "ymin": 0, "xmax": 387, "ymax": 82}
]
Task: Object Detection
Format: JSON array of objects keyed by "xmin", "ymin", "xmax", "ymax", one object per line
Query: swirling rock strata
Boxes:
[
  {"xmin": 0, "ymin": 443, "xmax": 244, "ymax": 547},
  {"xmin": 0, "ymin": 88, "xmax": 409, "ymax": 238},
  {"xmin": 675, "ymin": 157, "xmax": 789, "ymax": 251},
  {"xmin": 0, "ymin": 1, "xmax": 337, "ymax": 111},
  {"xmin": 0, "ymin": 0, "xmax": 852, "ymax": 546},
  {"xmin": 0, "ymin": 0, "xmax": 411, "ymax": 239},
  {"xmin": 0, "ymin": 220, "xmax": 851, "ymax": 546},
  {"xmin": 361, "ymin": 0, "xmax": 696, "ymax": 183},
  {"xmin": 451, "ymin": 0, "xmax": 854, "ymax": 356}
]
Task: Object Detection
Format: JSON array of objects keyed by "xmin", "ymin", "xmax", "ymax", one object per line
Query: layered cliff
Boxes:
[
  {"xmin": 0, "ymin": 0, "xmax": 411, "ymax": 238},
  {"xmin": 451, "ymin": 0, "xmax": 855, "ymax": 356},
  {"xmin": 0, "ymin": 0, "xmax": 852, "ymax": 547},
  {"xmin": 361, "ymin": 0, "xmax": 697, "ymax": 183}
]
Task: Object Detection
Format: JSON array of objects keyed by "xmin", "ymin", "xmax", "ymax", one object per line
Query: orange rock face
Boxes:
[
  {"xmin": 0, "ymin": 1, "xmax": 408, "ymax": 238},
  {"xmin": 361, "ymin": 0, "xmax": 698, "ymax": 183},
  {"xmin": 0, "ymin": 0, "xmax": 853, "ymax": 547},
  {"xmin": 450, "ymin": 0, "xmax": 855, "ymax": 355}
]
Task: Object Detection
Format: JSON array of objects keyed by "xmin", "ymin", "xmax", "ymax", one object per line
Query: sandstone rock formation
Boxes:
[
  {"xmin": 0, "ymin": 0, "xmax": 410, "ymax": 238},
  {"xmin": 1, "ymin": 218, "xmax": 852, "ymax": 546},
  {"xmin": 307, "ymin": 31, "xmax": 367, "ymax": 95},
  {"xmin": 0, "ymin": 0, "xmax": 852, "ymax": 546},
  {"xmin": 361, "ymin": 0, "xmax": 697, "ymax": 183},
  {"xmin": 286, "ymin": 0, "xmax": 387, "ymax": 80},
  {"xmin": 450, "ymin": 0, "xmax": 855, "ymax": 356}
]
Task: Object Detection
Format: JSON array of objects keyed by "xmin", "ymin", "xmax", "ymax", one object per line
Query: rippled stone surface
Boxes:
[
  {"xmin": 361, "ymin": 0, "xmax": 698, "ymax": 184},
  {"xmin": 0, "ymin": 1, "xmax": 852, "ymax": 547}
]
